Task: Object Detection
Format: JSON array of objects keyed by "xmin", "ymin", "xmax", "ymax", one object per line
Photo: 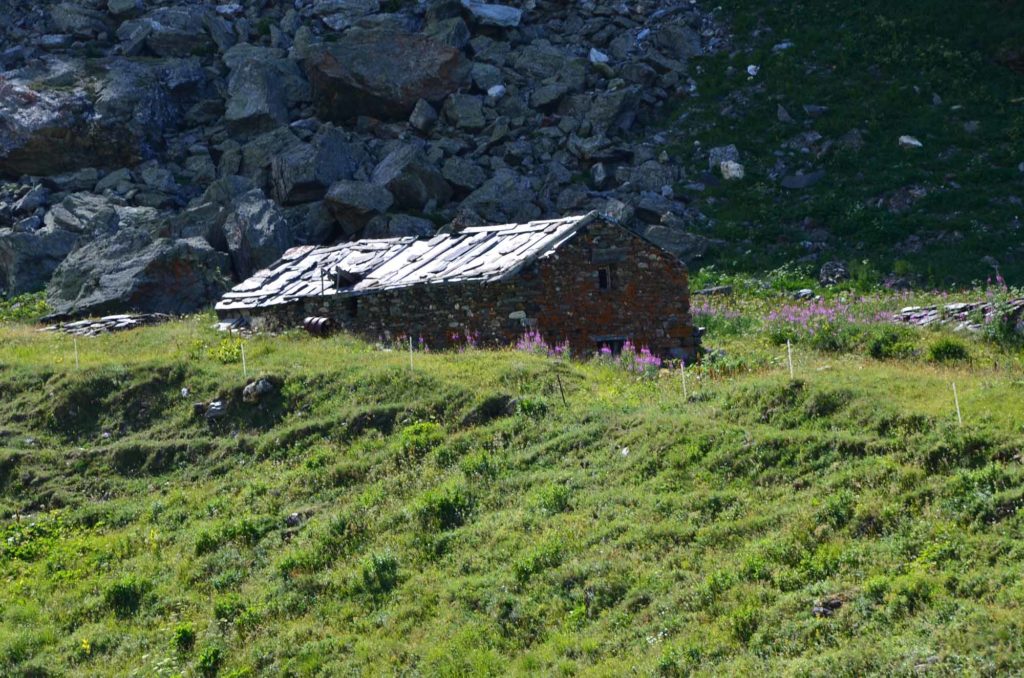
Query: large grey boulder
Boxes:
[
  {"xmin": 47, "ymin": 229, "xmax": 229, "ymax": 317},
  {"xmin": 43, "ymin": 193, "xmax": 163, "ymax": 235},
  {"xmin": 0, "ymin": 59, "xmax": 208, "ymax": 178},
  {"xmin": 225, "ymin": 60, "xmax": 289, "ymax": 133},
  {"xmin": 0, "ymin": 84, "xmax": 136, "ymax": 178},
  {"xmin": 325, "ymin": 181, "xmax": 394, "ymax": 235},
  {"xmin": 460, "ymin": 1, "xmax": 523, "ymax": 28},
  {"xmin": 51, "ymin": 3, "xmax": 110, "ymax": 37},
  {"xmin": 442, "ymin": 157, "xmax": 486, "ymax": 192},
  {"xmin": 271, "ymin": 128, "xmax": 367, "ymax": 205},
  {"xmin": 221, "ymin": 44, "xmax": 307, "ymax": 109},
  {"xmin": 304, "ymin": 29, "xmax": 470, "ymax": 121},
  {"xmin": 459, "ymin": 170, "xmax": 541, "ymax": 223},
  {"xmin": 371, "ymin": 145, "xmax": 451, "ymax": 210},
  {"xmin": 221, "ymin": 189, "xmax": 292, "ymax": 279},
  {"xmin": 587, "ymin": 86, "xmax": 640, "ymax": 137},
  {"xmin": 313, "ymin": 0, "xmax": 380, "ymax": 30},
  {"xmin": 116, "ymin": 7, "xmax": 217, "ymax": 58},
  {"xmin": 0, "ymin": 227, "xmax": 80, "ymax": 296},
  {"xmin": 443, "ymin": 94, "xmax": 486, "ymax": 131}
]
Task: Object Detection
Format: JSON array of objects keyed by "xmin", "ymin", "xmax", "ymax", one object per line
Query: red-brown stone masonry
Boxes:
[
  {"xmin": 245, "ymin": 219, "xmax": 693, "ymax": 358},
  {"xmin": 529, "ymin": 219, "xmax": 692, "ymax": 357}
]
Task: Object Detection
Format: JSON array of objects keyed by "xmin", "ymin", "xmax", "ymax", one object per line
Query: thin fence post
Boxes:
[
  {"xmin": 241, "ymin": 342, "xmax": 247, "ymax": 378},
  {"xmin": 555, "ymin": 370, "xmax": 568, "ymax": 408},
  {"xmin": 409, "ymin": 336, "xmax": 414, "ymax": 370},
  {"xmin": 952, "ymin": 382, "xmax": 963, "ymax": 426},
  {"xmin": 786, "ymin": 340, "xmax": 794, "ymax": 379},
  {"xmin": 74, "ymin": 337, "xmax": 80, "ymax": 370},
  {"xmin": 681, "ymin": 360, "xmax": 689, "ymax": 399}
]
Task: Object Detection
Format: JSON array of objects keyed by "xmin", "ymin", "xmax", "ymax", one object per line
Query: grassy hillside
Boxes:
[
  {"xmin": 673, "ymin": 0, "xmax": 1024, "ymax": 285},
  {"xmin": 2, "ymin": 305, "xmax": 1024, "ymax": 676}
]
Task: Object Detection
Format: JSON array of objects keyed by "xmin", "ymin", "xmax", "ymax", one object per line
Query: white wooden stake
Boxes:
[
  {"xmin": 241, "ymin": 342, "xmax": 247, "ymax": 378},
  {"xmin": 681, "ymin": 360, "xmax": 689, "ymax": 399},
  {"xmin": 952, "ymin": 382, "xmax": 962, "ymax": 426},
  {"xmin": 74, "ymin": 337, "xmax": 80, "ymax": 370},
  {"xmin": 786, "ymin": 340, "xmax": 794, "ymax": 379},
  {"xmin": 409, "ymin": 336, "xmax": 414, "ymax": 370}
]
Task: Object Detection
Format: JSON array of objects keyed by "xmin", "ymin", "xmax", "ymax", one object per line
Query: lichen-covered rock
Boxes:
[
  {"xmin": 371, "ymin": 145, "xmax": 451, "ymax": 210},
  {"xmin": 325, "ymin": 181, "xmax": 394, "ymax": 235},
  {"xmin": 47, "ymin": 229, "xmax": 229, "ymax": 317},
  {"xmin": 0, "ymin": 226, "xmax": 80, "ymax": 296},
  {"xmin": 221, "ymin": 189, "xmax": 292, "ymax": 279},
  {"xmin": 271, "ymin": 129, "xmax": 367, "ymax": 205},
  {"xmin": 304, "ymin": 29, "xmax": 470, "ymax": 121}
]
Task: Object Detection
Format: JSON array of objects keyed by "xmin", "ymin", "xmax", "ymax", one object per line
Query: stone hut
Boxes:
[{"xmin": 215, "ymin": 212, "xmax": 695, "ymax": 358}]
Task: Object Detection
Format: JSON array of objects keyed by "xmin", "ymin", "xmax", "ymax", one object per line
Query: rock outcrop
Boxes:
[{"xmin": 0, "ymin": 0, "xmax": 722, "ymax": 316}]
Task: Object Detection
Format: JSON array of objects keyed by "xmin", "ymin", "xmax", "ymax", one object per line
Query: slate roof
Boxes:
[{"xmin": 216, "ymin": 213, "xmax": 599, "ymax": 313}]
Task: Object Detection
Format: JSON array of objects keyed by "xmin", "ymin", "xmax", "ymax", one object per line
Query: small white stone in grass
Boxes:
[
  {"xmin": 181, "ymin": 387, "xmax": 190, "ymax": 398},
  {"xmin": 746, "ymin": 64, "xmax": 760, "ymax": 77},
  {"xmin": 720, "ymin": 160, "xmax": 745, "ymax": 180},
  {"xmin": 899, "ymin": 135, "xmax": 923, "ymax": 149},
  {"xmin": 621, "ymin": 446, "xmax": 630, "ymax": 457}
]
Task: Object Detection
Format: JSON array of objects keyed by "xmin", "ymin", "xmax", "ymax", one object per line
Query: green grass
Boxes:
[
  {"xmin": 669, "ymin": 0, "xmax": 1024, "ymax": 285},
  {"xmin": 2, "ymin": 312, "xmax": 1024, "ymax": 675}
]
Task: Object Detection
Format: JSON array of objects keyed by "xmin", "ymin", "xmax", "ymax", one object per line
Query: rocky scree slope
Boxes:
[{"xmin": 0, "ymin": 0, "xmax": 725, "ymax": 317}]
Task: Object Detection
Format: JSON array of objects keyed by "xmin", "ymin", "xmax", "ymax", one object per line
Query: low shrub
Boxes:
[
  {"xmin": 866, "ymin": 326, "xmax": 917, "ymax": 360},
  {"xmin": 397, "ymin": 422, "xmax": 445, "ymax": 464},
  {"xmin": 172, "ymin": 623, "xmax": 195, "ymax": 654},
  {"xmin": 360, "ymin": 552, "xmax": 399, "ymax": 597},
  {"xmin": 513, "ymin": 540, "xmax": 564, "ymax": 583},
  {"xmin": 927, "ymin": 337, "xmax": 970, "ymax": 363},
  {"xmin": 197, "ymin": 645, "xmax": 223, "ymax": 677},
  {"xmin": 413, "ymin": 482, "xmax": 474, "ymax": 531},
  {"xmin": 103, "ymin": 576, "xmax": 150, "ymax": 618}
]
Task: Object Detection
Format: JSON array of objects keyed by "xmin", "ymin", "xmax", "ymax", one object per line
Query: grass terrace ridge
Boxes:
[{"xmin": 2, "ymin": 293, "xmax": 1024, "ymax": 675}]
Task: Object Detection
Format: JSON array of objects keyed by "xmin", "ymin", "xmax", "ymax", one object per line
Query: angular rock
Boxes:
[
  {"xmin": 442, "ymin": 157, "xmax": 486, "ymax": 191},
  {"xmin": 587, "ymin": 87, "xmax": 640, "ymax": 136},
  {"xmin": 108, "ymin": 0, "xmax": 141, "ymax": 17},
  {"xmin": 52, "ymin": 3, "xmax": 109, "ymax": 37},
  {"xmin": 13, "ymin": 185, "xmax": 50, "ymax": 214},
  {"xmin": 720, "ymin": 161, "xmax": 745, "ymax": 180},
  {"xmin": 116, "ymin": 8, "xmax": 214, "ymax": 58},
  {"xmin": 47, "ymin": 229, "xmax": 229, "ymax": 317},
  {"xmin": 271, "ymin": 129, "xmax": 366, "ymax": 205},
  {"xmin": 43, "ymin": 193, "xmax": 121, "ymax": 234},
  {"xmin": 708, "ymin": 144, "xmax": 740, "ymax": 170},
  {"xmin": 0, "ymin": 227, "xmax": 80, "ymax": 296},
  {"xmin": 424, "ymin": 17, "xmax": 471, "ymax": 50},
  {"xmin": 409, "ymin": 99, "xmax": 439, "ymax": 133},
  {"xmin": 443, "ymin": 94, "xmax": 486, "ymax": 131},
  {"xmin": 371, "ymin": 145, "xmax": 452, "ymax": 210},
  {"xmin": 225, "ymin": 61, "xmax": 289, "ymax": 133},
  {"xmin": 304, "ymin": 30, "xmax": 470, "ymax": 121},
  {"xmin": 325, "ymin": 181, "xmax": 394, "ymax": 235},
  {"xmin": 221, "ymin": 189, "xmax": 292, "ymax": 278},
  {"xmin": 460, "ymin": 1, "xmax": 522, "ymax": 28},
  {"xmin": 314, "ymin": 0, "xmax": 380, "ymax": 30},
  {"xmin": 0, "ymin": 84, "xmax": 137, "ymax": 178},
  {"xmin": 819, "ymin": 261, "xmax": 850, "ymax": 286},
  {"xmin": 641, "ymin": 225, "xmax": 711, "ymax": 262},
  {"xmin": 531, "ymin": 83, "xmax": 570, "ymax": 110},
  {"xmin": 460, "ymin": 169, "xmax": 540, "ymax": 223}
]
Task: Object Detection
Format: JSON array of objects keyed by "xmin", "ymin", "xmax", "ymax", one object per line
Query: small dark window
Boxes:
[
  {"xmin": 346, "ymin": 297, "xmax": 359, "ymax": 319},
  {"xmin": 597, "ymin": 266, "xmax": 614, "ymax": 290}
]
